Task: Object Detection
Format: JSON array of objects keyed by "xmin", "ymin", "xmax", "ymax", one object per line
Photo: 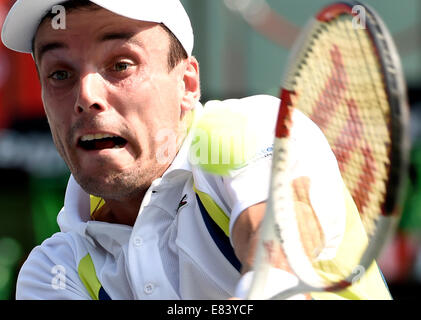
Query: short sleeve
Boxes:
[
  {"xmin": 16, "ymin": 233, "xmax": 91, "ymax": 300},
  {"xmin": 220, "ymin": 100, "xmax": 347, "ymax": 255},
  {"xmin": 191, "ymin": 95, "xmax": 280, "ymax": 236}
]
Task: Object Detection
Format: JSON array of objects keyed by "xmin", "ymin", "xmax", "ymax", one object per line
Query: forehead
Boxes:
[{"xmin": 33, "ymin": 7, "xmax": 168, "ymax": 61}]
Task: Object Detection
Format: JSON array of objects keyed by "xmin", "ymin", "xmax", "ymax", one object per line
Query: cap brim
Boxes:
[
  {"xmin": 1, "ymin": 0, "xmax": 65, "ymax": 53},
  {"xmin": 1, "ymin": 0, "xmax": 193, "ymax": 56}
]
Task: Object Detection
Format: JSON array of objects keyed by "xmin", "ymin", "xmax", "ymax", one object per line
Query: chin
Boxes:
[{"xmin": 73, "ymin": 169, "xmax": 144, "ymax": 201}]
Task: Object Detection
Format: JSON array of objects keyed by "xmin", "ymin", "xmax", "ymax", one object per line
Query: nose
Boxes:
[{"xmin": 74, "ymin": 72, "xmax": 107, "ymax": 114}]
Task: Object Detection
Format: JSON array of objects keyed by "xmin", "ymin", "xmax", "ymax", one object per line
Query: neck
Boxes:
[
  {"xmin": 93, "ymin": 161, "xmax": 172, "ymax": 226},
  {"xmin": 92, "ymin": 193, "xmax": 144, "ymax": 227}
]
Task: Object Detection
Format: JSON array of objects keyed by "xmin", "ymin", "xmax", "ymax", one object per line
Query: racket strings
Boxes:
[
  {"xmin": 271, "ymin": 142, "xmax": 353, "ymax": 284},
  {"xmin": 269, "ymin": 138, "xmax": 333, "ymax": 287},
  {"xmin": 288, "ymin": 14, "xmax": 391, "ymax": 238},
  {"xmin": 267, "ymin": 14, "xmax": 393, "ymax": 287},
  {"xmin": 292, "ymin": 177, "xmax": 326, "ymax": 260}
]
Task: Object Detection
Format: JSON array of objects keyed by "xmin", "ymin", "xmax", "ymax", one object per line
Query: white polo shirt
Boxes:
[{"xmin": 15, "ymin": 95, "xmax": 388, "ymax": 300}]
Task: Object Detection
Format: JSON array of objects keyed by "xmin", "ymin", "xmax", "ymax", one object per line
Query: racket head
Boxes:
[
  {"xmin": 248, "ymin": 1, "xmax": 410, "ymax": 298},
  {"xmin": 308, "ymin": 1, "xmax": 410, "ymax": 225},
  {"xmin": 291, "ymin": 0, "xmax": 410, "ymax": 235}
]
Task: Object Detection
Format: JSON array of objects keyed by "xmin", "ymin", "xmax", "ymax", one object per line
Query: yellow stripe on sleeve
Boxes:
[
  {"xmin": 78, "ymin": 254, "xmax": 102, "ymax": 300},
  {"xmin": 193, "ymin": 185, "xmax": 230, "ymax": 237}
]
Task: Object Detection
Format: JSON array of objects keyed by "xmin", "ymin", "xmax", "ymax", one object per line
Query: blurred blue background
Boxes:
[{"xmin": 0, "ymin": 0, "xmax": 420, "ymax": 299}]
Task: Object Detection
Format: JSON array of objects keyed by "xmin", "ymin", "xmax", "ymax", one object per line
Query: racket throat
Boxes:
[{"xmin": 276, "ymin": 90, "xmax": 294, "ymax": 139}]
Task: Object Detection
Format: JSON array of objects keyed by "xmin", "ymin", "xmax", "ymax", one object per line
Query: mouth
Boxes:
[{"xmin": 78, "ymin": 133, "xmax": 128, "ymax": 151}]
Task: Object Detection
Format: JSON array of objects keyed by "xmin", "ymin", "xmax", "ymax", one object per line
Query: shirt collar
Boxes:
[{"xmin": 57, "ymin": 174, "xmax": 93, "ymax": 238}]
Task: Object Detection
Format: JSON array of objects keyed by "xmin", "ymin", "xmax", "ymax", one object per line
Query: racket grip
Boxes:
[{"xmin": 235, "ymin": 268, "xmax": 307, "ymax": 300}]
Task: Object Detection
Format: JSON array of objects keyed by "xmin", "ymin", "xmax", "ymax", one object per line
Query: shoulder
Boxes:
[
  {"xmin": 26, "ymin": 232, "xmax": 79, "ymax": 260},
  {"xmin": 16, "ymin": 232, "xmax": 91, "ymax": 300},
  {"xmin": 191, "ymin": 95, "xmax": 283, "ymax": 214},
  {"xmin": 203, "ymin": 94, "xmax": 324, "ymax": 140},
  {"xmin": 204, "ymin": 94, "xmax": 280, "ymax": 121}
]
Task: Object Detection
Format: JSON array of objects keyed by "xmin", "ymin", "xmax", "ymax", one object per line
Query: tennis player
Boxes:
[{"xmin": 2, "ymin": 0, "xmax": 390, "ymax": 300}]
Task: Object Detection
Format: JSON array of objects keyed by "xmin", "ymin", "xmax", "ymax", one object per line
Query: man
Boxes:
[{"xmin": 1, "ymin": 0, "xmax": 391, "ymax": 300}]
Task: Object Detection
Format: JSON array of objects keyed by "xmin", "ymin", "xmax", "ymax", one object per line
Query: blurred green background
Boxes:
[{"xmin": 0, "ymin": 0, "xmax": 420, "ymax": 299}]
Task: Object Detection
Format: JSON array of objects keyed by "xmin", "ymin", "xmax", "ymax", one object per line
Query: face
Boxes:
[{"xmin": 34, "ymin": 8, "xmax": 199, "ymax": 201}]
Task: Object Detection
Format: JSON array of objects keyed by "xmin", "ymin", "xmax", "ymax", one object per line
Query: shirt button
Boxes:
[
  {"xmin": 133, "ymin": 236, "xmax": 143, "ymax": 247},
  {"xmin": 144, "ymin": 283, "xmax": 155, "ymax": 295}
]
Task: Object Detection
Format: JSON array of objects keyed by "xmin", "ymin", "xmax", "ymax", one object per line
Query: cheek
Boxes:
[
  {"xmin": 43, "ymin": 84, "xmax": 75, "ymax": 105},
  {"xmin": 42, "ymin": 101, "xmax": 71, "ymax": 151},
  {"xmin": 41, "ymin": 75, "xmax": 79, "ymax": 110},
  {"xmin": 111, "ymin": 73, "xmax": 180, "ymax": 124},
  {"xmin": 42, "ymin": 92, "xmax": 78, "ymax": 143},
  {"xmin": 46, "ymin": 115, "xmax": 67, "ymax": 149},
  {"xmin": 43, "ymin": 102, "xmax": 66, "ymax": 133},
  {"xmin": 48, "ymin": 121, "xmax": 70, "ymax": 165}
]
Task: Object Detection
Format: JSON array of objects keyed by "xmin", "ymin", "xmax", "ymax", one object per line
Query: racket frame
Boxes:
[{"xmin": 247, "ymin": 1, "xmax": 410, "ymax": 300}]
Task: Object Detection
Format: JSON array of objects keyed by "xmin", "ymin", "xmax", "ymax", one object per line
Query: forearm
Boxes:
[
  {"xmin": 231, "ymin": 206, "xmax": 307, "ymax": 300},
  {"xmin": 231, "ymin": 202, "xmax": 265, "ymax": 274},
  {"xmin": 230, "ymin": 180, "xmax": 321, "ymax": 300}
]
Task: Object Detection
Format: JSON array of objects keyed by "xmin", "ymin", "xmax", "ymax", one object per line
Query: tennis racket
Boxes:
[{"xmin": 247, "ymin": 1, "xmax": 410, "ymax": 300}]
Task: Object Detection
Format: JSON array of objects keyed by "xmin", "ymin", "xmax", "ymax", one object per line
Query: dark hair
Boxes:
[{"xmin": 32, "ymin": 0, "xmax": 188, "ymax": 70}]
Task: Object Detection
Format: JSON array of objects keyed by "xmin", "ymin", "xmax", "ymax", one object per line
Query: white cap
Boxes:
[{"xmin": 1, "ymin": 0, "xmax": 194, "ymax": 56}]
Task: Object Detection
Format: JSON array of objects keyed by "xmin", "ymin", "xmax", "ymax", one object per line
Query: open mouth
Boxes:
[{"xmin": 78, "ymin": 133, "xmax": 127, "ymax": 151}]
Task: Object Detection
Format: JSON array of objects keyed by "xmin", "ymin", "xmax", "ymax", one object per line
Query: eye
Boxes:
[
  {"xmin": 48, "ymin": 70, "xmax": 71, "ymax": 81},
  {"xmin": 112, "ymin": 62, "xmax": 131, "ymax": 72}
]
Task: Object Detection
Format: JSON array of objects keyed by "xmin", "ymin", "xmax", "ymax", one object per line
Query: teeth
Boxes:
[{"xmin": 80, "ymin": 134, "xmax": 116, "ymax": 142}]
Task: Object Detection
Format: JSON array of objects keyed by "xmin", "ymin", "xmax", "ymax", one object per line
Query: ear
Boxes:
[{"xmin": 180, "ymin": 56, "xmax": 201, "ymax": 113}]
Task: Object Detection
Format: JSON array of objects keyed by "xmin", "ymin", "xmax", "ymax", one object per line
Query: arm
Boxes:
[
  {"xmin": 232, "ymin": 176, "xmax": 325, "ymax": 274},
  {"xmin": 231, "ymin": 176, "xmax": 325, "ymax": 300},
  {"xmin": 231, "ymin": 201, "xmax": 307, "ymax": 300},
  {"xmin": 231, "ymin": 202, "xmax": 266, "ymax": 274}
]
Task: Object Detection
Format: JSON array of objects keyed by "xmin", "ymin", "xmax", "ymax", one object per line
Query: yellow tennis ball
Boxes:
[{"xmin": 189, "ymin": 104, "xmax": 257, "ymax": 176}]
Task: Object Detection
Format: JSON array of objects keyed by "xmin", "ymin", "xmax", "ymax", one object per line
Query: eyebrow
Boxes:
[
  {"xmin": 98, "ymin": 31, "xmax": 138, "ymax": 43},
  {"xmin": 36, "ymin": 30, "xmax": 141, "ymax": 63},
  {"xmin": 97, "ymin": 30, "xmax": 144, "ymax": 49},
  {"xmin": 36, "ymin": 42, "xmax": 68, "ymax": 62}
]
